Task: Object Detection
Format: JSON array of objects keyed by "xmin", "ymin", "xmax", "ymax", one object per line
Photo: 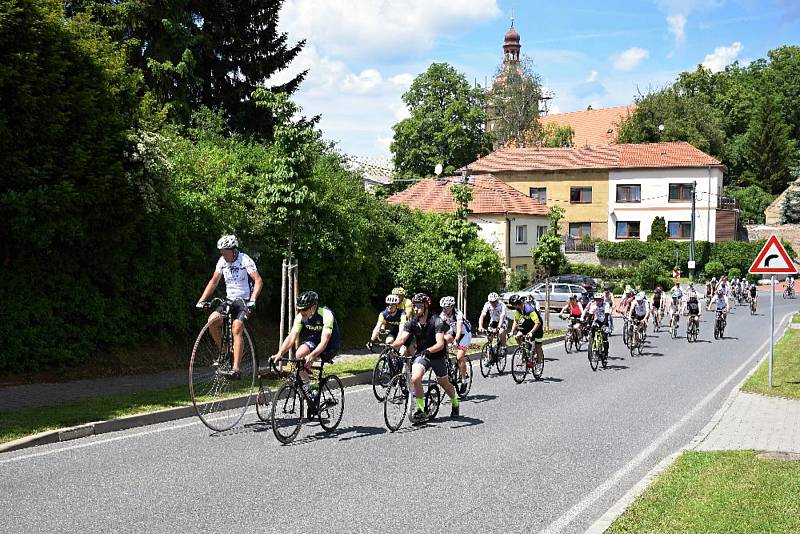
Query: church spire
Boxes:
[{"xmin": 503, "ymin": 17, "xmax": 521, "ymax": 62}]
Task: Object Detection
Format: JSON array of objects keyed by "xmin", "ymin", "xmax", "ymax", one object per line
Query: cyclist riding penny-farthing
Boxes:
[
  {"xmin": 196, "ymin": 234, "xmax": 263, "ymax": 380},
  {"xmin": 390, "ymin": 293, "xmax": 461, "ymax": 424}
]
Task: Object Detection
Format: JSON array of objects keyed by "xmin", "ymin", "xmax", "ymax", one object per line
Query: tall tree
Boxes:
[
  {"xmin": 390, "ymin": 63, "xmax": 491, "ymax": 179},
  {"xmin": 68, "ymin": 0, "xmax": 306, "ymax": 138},
  {"xmin": 741, "ymin": 95, "xmax": 797, "ymax": 194},
  {"xmin": 486, "ymin": 55, "xmax": 543, "ymax": 148}
]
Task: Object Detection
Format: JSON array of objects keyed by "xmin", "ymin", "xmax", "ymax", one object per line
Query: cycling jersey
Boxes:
[
  {"xmin": 379, "ymin": 308, "xmax": 406, "ymax": 337},
  {"xmin": 215, "ymin": 252, "xmax": 257, "ymax": 300},
  {"xmin": 441, "ymin": 308, "xmax": 471, "ymax": 334},
  {"xmin": 749, "ymin": 286, "xmax": 757, "ymax": 297},
  {"xmin": 711, "ymin": 296, "xmax": 728, "ymax": 311},
  {"xmin": 404, "ymin": 315, "xmax": 448, "ymax": 359},
  {"xmin": 631, "ymin": 300, "xmax": 648, "ymax": 319},
  {"xmin": 587, "ymin": 301, "xmax": 611, "ymax": 324},
  {"xmin": 566, "ymin": 302, "xmax": 583, "ymax": 318},
  {"xmin": 652, "ymin": 292, "xmax": 662, "ymax": 309},
  {"xmin": 481, "ymin": 301, "xmax": 507, "ymax": 323},
  {"xmin": 686, "ymin": 299, "xmax": 700, "ymax": 315},
  {"xmin": 397, "ymin": 297, "xmax": 413, "ymax": 318},
  {"xmin": 292, "ymin": 306, "xmax": 341, "ymax": 351},
  {"xmin": 514, "ymin": 303, "xmax": 543, "ymax": 339}
]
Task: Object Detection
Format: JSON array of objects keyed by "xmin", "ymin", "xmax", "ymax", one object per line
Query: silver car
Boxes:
[{"xmin": 502, "ymin": 283, "xmax": 587, "ymax": 310}]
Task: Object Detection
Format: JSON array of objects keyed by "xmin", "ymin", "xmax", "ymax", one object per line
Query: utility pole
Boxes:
[{"xmin": 689, "ymin": 180, "xmax": 697, "ymax": 281}]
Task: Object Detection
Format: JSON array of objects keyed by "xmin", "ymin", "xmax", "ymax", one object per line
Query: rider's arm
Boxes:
[
  {"xmin": 454, "ymin": 315, "xmax": 463, "ymax": 341},
  {"xmin": 427, "ymin": 330, "xmax": 446, "ymax": 355},
  {"xmin": 529, "ymin": 310, "xmax": 542, "ymax": 336},
  {"xmin": 558, "ymin": 303, "xmax": 569, "ymax": 317},
  {"xmin": 198, "ymin": 271, "xmax": 222, "ymax": 304},
  {"xmin": 478, "ymin": 310, "xmax": 487, "ymax": 330},
  {"xmin": 274, "ymin": 315, "xmax": 301, "ymax": 358},
  {"xmin": 370, "ymin": 313, "xmax": 386, "ymax": 341},
  {"xmin": 249, "ymin": 271, "xmax": 264, "ymax": 303}
]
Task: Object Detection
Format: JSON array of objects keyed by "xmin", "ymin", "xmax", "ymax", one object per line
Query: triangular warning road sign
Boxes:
[{"xmin": 748, "ymin": 235, "xmax": 798, "ymax": 274}]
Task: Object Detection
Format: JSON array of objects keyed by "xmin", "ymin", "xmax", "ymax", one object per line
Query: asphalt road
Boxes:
[{"xmin": 3, "ymin": 295, "xmax": 798, "ymax": 534}]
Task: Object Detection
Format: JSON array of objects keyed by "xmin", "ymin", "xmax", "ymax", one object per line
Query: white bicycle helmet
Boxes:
[
  {"xmin": 487, "ymin": 292, "xmax": 499, "ymax": 303},
  {"xmin": 440, "ymin": 296, "xmax": 456, "ymax": 308},
  {"xmin": 217, "ymin": 234, "xmax": 239, "ymax": 250},
  {"xmin": 385, "ymin": 294, "xmax": 401, "ymax": 305},
  {"xmin": 635, "ymin": 292, "xmax": 645, "ymax": 302}
]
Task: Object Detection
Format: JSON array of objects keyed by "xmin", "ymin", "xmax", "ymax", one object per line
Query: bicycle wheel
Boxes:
[
  {"xmin": 783, "ymin": 288, "xmax": 790, "ymax": 299},
  {"xmin": 480, "ymin": 344, "xmax": 493, "ymax": 378},
  {"xmin": 459, "ymin": 360, "xmax": 473, "ymax": 396},
  {"xmin": 270, "ymin": 382, "xmax": 303, "ymax": 444},
  {"xmin": 371, "ymin": 353, "xmax": 391, "ymax": 402},
  {"xmin": 601, "ymin": 345, "xmax": 608, "ymax": 369},
  {"xmin": 318, "ymin": 374, "xmax": 345, "ymax": 432},
  {"xmin": 383, "ymin": 374, "xmax": 408, "ymax": 432},
  {"xmin": 629, "ymin": 331, "xmax": 637, "ymax": 358},
  {"xmin": 564, "ymin": 333, "xmax": 572, "ymax": 353},
  {"xmin": 510, "ymin": 346, "xmax": 528, "ymax": 384},
  {"xmin": 622, "ymin": 324, "xmax": 630, "ymax": 347},
  {"xmin": 496, "ymin": 346, "xmax": 508, "ymax": 374},
  {"xmin": 573, "ymin": 331, "xmax": 582, "ymax": 352},
  {"xmin": 751, "ymin": 302, "xmax": 756, "ymax": 315},
  {"xmin": 714, "ymin": 321, "xmax": 720, "ymax": 340},
  {"xmin": 588, "ymin": 338, "xmax": 599, "ymax": 371},
  {"xmin": 256, "ymin": 383, "xmax": 271, "ymax": 422},
  {"xmin": 425, "ymin": 383, "xmax": 441, "ymax": 419},
  {"xmin": 189, "ymin": 317, "xmax": 256, "ymax": 432},
  {"xmin": 637, "ymin": 332, "xmax": 644, "ymax": 355}
]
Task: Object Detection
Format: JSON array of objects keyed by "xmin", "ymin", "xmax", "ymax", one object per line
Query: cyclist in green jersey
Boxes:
[
  {"xmin": 508, "ymin": 295, "xmax": 545, "ymax": 368},
  {"xmin": 370, "ymin": 294, "xmax": 407, "ymax": 345}
]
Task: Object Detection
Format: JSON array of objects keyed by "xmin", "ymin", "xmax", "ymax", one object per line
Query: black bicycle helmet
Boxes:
[
  {"xmin": 296, "ymin": 291, "xmax": 319, "ymax": 310},
  {"xmin": 411, "ymin": 293, "xmax": 431, "ymax": 306},
  {"xmin": 508, "ymin": 294, "xmax": 523, "ymax": 305}
]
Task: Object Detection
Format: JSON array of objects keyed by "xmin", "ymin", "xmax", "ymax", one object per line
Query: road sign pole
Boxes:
[{"xmin": 769, "ymin": 275, "xmax": 775, "ymax": 388}]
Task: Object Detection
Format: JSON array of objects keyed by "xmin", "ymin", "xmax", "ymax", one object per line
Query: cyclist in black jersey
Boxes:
[
  {"xmin": 370, "ymin": 294, "xmax": 407, "ymax": 344},
  {"xmin": 391, "ymin": 293, "xmax": 461, "ymax": 423}
]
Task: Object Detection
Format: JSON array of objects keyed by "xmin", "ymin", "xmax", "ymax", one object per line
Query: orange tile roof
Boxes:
[
  {"xmin": 467, "ymin": 141, "xmax": 722, "ymax": 173},
  {"xmin": 539, "ymin": 105, "xmax": 636, "ymax": 145},
  {"xmin": 386, "ymin": 174, "xmax": 549, "ymax": 216}
]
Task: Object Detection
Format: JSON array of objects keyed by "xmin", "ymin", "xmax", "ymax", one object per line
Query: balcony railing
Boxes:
[
  {"xmin": 564, "ymin": 235, "xmax": 596, "ymax": 252},
  {"xmin": 717, "ymin": 196, "xmax": 738, "ymax": 211}
]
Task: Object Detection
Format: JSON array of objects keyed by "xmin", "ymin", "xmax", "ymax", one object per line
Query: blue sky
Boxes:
[{"xmin": 270, "ymin": 0, "xmax": 800, "ymax": 159}]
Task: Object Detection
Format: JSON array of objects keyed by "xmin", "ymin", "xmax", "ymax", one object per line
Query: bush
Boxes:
[
  {"xmin": 705, "ymin": 261, "xmax": 725, "ymax": 279},
  {"xmin": 648, "ymin": 216, "xmax": 668, "ymax": 241},
  {"xmin": 728, "ymin": 267, "xmax": 742, "ymax": 279},
  {"xmin": 508, "ymin": 269, "xmax": 530, "ymax": 291},
  {"xmin": 636, "ymin": 258, "xmax": 668, "ymax": 289}
]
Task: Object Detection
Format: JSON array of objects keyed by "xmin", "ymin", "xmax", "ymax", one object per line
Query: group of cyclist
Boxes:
[{"xmin": 195, "ymin": 234, "xmax": 789, "ymax": 428}]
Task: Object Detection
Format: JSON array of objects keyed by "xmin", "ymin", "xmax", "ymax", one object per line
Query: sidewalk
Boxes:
[
  {"xmin": 694, "ymin": 391, "xmax": 800, "ymax": 453},
  {"xmin": 0, "ymin": 348, "xmax": 377, "ymax": 411}
]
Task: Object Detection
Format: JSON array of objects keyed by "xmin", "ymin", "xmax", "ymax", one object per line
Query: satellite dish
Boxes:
[{"xmin": 434, "ymin": 163, "xmax": 443, "ymax": 176}]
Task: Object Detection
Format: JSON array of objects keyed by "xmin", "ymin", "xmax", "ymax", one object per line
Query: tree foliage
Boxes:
[
  {"xmin": 391, "ymin": 63, "xmax": 491, "ymax": 179},
  {"xmin": 487, "ymin": 55, "xmax": 543, "ymax": 148},
  {"xmin": 724, "ymin": 184, "xmax": 775, "ymax": 224},
  {"xmin": 648, "ymin": 216, "xmax": 668, "ymax": 241},
  {"xmin": 781, "ymin": 186, "xmax": 800, "ymax": 223}
]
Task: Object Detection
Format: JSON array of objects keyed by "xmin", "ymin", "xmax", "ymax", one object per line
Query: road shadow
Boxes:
[
  {"xmin": 644, "ymin": 351, "xmax": 665, "ymax": 357},
  {"xmin": 336, "ymin": 425, "xmax": 387, "ymax": 442},
  {"xmin": 692, "ymin": 339, "xmax": 712, "ymax": 344},
  {"xmin": 449, "ymin": 415, "xmax": 484, "ymax": 429},
  {"xmin": 538, "ymin": 376, "xmax": 564, "ymax": 383},
  {"xmin": 544, "ymin": 357, "xmax": 560, "ymax": 362},
  {"xmin": 465, "ymin": 393, "xmax": 498, "ymax": 404},
  {"xmin": 603, "ymin": 364, "xmax": 629, "ymax": 371}
]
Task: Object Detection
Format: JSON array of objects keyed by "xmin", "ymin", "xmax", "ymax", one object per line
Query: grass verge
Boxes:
[
  {"xmin": 608, "ymin": 450, "xmax": 800, "ymax": 533},
  {"xmin": 0, "ymin": 358, "xmax": 377, "ymax": 445},
  {"xmin": 741, "ymin": 315, "xmax": 800, "ymax": 399}
]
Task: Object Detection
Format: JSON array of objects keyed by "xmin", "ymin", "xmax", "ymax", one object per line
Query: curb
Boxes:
[
  {"xmin": 0, "ymin": 336, "xmax": 566, "ymax": 454},
  {"xmin": 585, "ymin": 311, "xmax": 795, "ymax": 534}
]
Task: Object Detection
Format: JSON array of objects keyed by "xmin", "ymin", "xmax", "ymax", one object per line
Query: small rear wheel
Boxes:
[
  {"xmin": 255, "ymin": 383, "xmax": 271, "ymax": 422},
  {"xmin": 271, "ymin": 383, "xmax": 303, "ymax": 444},
  {"xmin": 510, "ymin": 346, "xmax": 528, "ymax": 384},
  {"xmin": 318, "ymin": 374, "xmax": 344, "ymax": 432}
]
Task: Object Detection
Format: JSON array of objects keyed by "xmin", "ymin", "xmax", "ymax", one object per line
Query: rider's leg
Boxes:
[
  {"xmin": 295, "ymin": 343, "xmax": 313, "ymax": 381},
  {"xmin": 534, "ymin": 341, "xmax": 544, "ymax": 364},
  {"xmin": 231, "ymin": 319, "xmax": 245, "ymax": 370},
  {"xmin": 456, "ymin": 348, "xmax": 468, "ymax": 378},
  {"xmin": 208, "ymin": 311, "xmax": 223, "ymax": 349},
  {"xmin": 410, "ymin": 362, "xmax": 427, "ymax": 411},
  {"xmin": 498, "ymin": 327, "xmax": 507, "ymax": 348}
]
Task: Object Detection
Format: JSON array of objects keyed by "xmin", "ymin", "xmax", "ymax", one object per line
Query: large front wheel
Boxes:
[
  {"xmin": 510, "ymin": 346, "xmax": 529, "ymax": 384},
  {"xmin": 189, "ymin": 317, "xmax": 256, "ymax": 432}
]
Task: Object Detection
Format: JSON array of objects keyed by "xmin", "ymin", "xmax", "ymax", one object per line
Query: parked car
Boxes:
[
  {"xmin": 502, "ymin": 283, "xmax": 587, "ymax": 310},
  {"xmin": 552, "ymin": 274, "xmax": 597, "ymax": 293}
]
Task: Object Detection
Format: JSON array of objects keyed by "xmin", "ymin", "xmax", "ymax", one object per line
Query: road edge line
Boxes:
[{"xmin": 584, "ymin": 310, "xmax": 795, "ymax": 534}]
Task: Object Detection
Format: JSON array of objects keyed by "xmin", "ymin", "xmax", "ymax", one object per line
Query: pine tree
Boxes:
[
  {"xmin": 648, "ymin": 216, "xmax": 668, "ymax": 241},
  {"xmin": 781, "ymin": 186, "xmax": 800, "ymax": 223},
  {"xmin": 742, "ymin": 95, "xmax": 797, "ymax": 194}
]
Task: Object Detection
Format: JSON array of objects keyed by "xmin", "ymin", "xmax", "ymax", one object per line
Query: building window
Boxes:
[
  {"xmin": 668, "ymin": 221, "xmax": 692, "ymax": 239},
  {"xmin": 529, "ymin": 187, "xmax": 547, "ymax": 202},
  {"xmin": 616, "ymin": 221, "xmax": 641, "ymax": 239},
  {"xmin": 569, "ymin": 222, "xmax": 591, "ymax": 238},
  {"xmin": 515, "ymin": 264, "xmax": 528, "ymax": 273},
  {"xmin": 515, "ymin": 225, "xmax": 527, "ymax": 244},
  {"xmin": 536, "ymin": 225, "xmax": 547, "ymax": 242},
  {"xmin": 570, "ymin": 187, "xmax": 592, "ymax": 203},
  {"xmin": 616, "ymin": 184, "xmax": 641, "ymax": 203},
  {"xmin": 669, "ymin": 183, "xmax": 693, "ymax": 202}
]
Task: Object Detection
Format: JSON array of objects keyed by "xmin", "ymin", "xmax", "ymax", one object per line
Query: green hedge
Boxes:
[
  {"xmin": 565, "ymin": 262, "xmax": 637, "ymax": 281},
  {"xmin": 597, "ymin": 239, "xmax": 797, "ymax": 277}
]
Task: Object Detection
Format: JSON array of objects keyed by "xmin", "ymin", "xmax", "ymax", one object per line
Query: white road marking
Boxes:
[
  {"xmin": 0, "ymin": 384, "xmax": 375, "ymax": 465},
  {"xmin": 540, "ymin": 310, "xmax": 794, "ymax": 534}
]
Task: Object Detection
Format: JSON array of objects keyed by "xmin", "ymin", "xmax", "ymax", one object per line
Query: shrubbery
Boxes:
[{"xmin": 704, "ymin": 261, "xmax": 726, "ymax": 279}]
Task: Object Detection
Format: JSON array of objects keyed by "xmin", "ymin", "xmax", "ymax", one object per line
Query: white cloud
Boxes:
[
  {"xmin": 388, "ymin": 73, "xmax": 415, "ymax": 88},
  {"xmin": 702, "ymin": 41, "xmax": 744, "ymax": 72},
  {"xmin": 612, "ymin": 47, "xmax": 650, "ymax": 71},
  {"xmin": 341, "ymin": 69, "xmax": 384, "ymax": 94},
  {"xmin": 389, "ymin": 102, "xmax": 412, "ymax": 121},
  {"xmin": 280, "ymin": 0, "xmax": 501, "ymax": 60},
  {"xmin": 667, "ymin": 14, "xmax": 687, "ymax": 44},
  {"xmin": 587, "ymin": 70, "xmax": 599, "ymax": 82}
]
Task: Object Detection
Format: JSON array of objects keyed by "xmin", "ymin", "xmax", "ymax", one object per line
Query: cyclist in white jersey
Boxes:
[
  {"xmin": 478, "ymin": 292, "xmax": 508, "ymax": 354},
  {"xmin": 196, "ymin": 235, "xmax": 263, "ymax": 379},
  {"xmin": 627, "ymin": 292, "xmax": 651, "ymax": 336},
  {"xmin": 440, "ymin": 296, "xmax": 472, "ymax": 393}
]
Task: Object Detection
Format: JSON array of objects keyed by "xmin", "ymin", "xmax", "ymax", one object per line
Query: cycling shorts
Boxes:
[
  {"xmin": 413, "ymin": 354, "xmax": 448, "ymax": 378},
  {"xmin": 302, "ymin": 340, "xmax": 339, "ymax": 362},
  {"xmin": 632, "ymin": 312, "xmax": 646, "ymax": 322},
  {"xmin": 215, "ymin": 300, "xmax": 250, "ymax": 322}
]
